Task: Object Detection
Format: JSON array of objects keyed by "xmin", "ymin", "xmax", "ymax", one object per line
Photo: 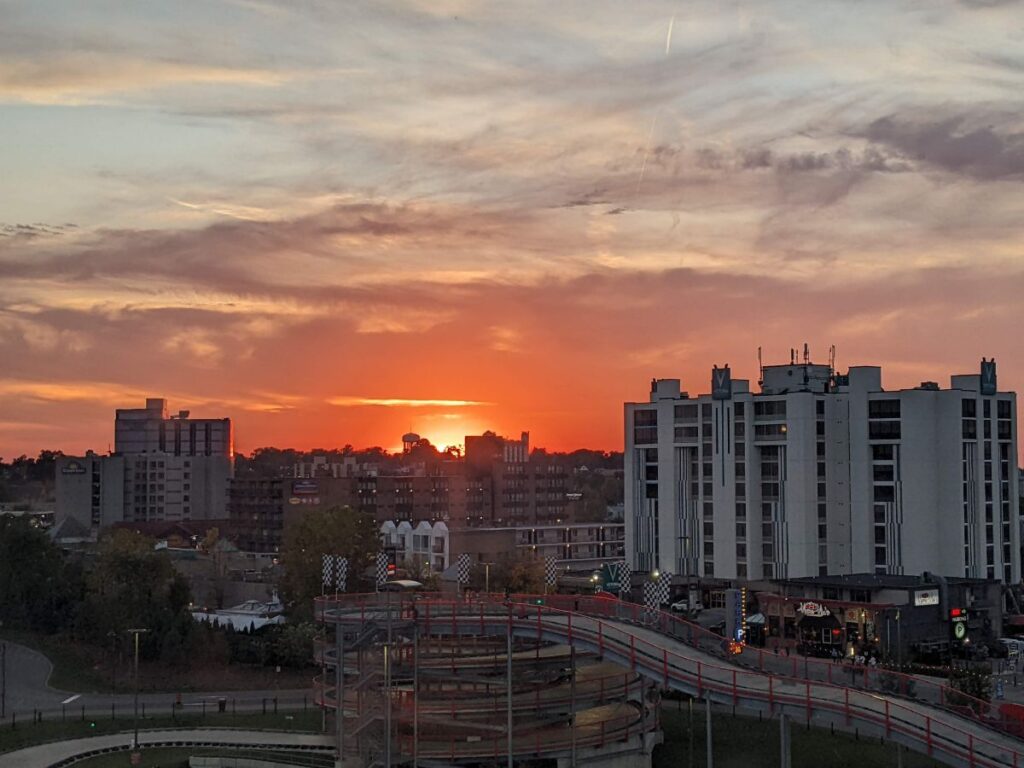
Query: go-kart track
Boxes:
[{"xmin": 316, "ymin": 592, "xmax": 1024, "ymax": 767}]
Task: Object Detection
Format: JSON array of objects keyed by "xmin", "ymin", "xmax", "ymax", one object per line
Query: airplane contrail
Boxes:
[{"xmin": 666, "ymin": 14, "xmax": 675, "ymax": 55}]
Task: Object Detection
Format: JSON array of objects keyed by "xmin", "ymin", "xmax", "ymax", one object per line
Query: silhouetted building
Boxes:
[{"xmin": 56, "ymin": 398, "xmax": 234, "ymax": 532}]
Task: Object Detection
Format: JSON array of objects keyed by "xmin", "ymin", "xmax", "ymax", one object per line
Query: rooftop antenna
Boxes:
[
  {"xmin": 757, "ymin": 346, "xmax": 764, "ymax": 388},
  {"xmin": 829, "ymin": 344, "xmax": 836, "ymax": 374},
  {"xmin": 803, "ymin": 342, "xmax": 809, "ymax": 364}
]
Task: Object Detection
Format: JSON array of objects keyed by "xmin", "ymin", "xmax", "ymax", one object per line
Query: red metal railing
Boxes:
[{"xmin": 315, "ymin": 593, "xmax": 1024, "ymax": 767}]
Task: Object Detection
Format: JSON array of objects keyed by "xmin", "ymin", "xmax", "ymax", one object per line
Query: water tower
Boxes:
[{"xmin": 402, "ymin": 432, "xmax": 421, "ymax": 454}]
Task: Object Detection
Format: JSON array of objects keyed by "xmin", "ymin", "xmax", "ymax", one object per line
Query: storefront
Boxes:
[{"xmin": 755, "ymin": 593, "xmax": 890, "ymax": 657}]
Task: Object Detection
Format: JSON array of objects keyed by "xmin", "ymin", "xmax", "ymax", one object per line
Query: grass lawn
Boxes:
[
  {"xmin": 0, "ymin": 709, "xmax": 323, "ymax": 755},
  {"xmin": 656, "ymin": 706, "xmax": 946, "ymax": 768},
  {"xmin": 0, "ymin": 630, "xmax": 312, "ymax": 694}
]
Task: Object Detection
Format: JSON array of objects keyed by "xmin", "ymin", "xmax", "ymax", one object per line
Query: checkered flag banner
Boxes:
[
  {"xmin": 336, "ymin": 557, "xmax": 348, "ymax": 592},
  {"xmin": 643, "ymin": 571, "xmax": 672, "ymax": 612},
  {"xmin": 616, "ymin": 561, "xmax": 631, "ymax": 597},
  {"xmin": 322, "ymin": 554, "xmax": 335, "ymax": 588},
  {"xmin": 456, "ymin": 553, "xmax": 471, "ymax": 585},
  {"xmin": 544, "ymin": 556, "xmax": 559, "ymax": 587},
  {"xmin": 375, "ymin": 552, "xmax": 389, "ymax": 587}
]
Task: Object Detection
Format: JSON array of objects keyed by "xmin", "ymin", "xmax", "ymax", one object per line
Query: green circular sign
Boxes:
[{"xmin": 954, "ymin": 621, "xmax": 966, "ymax": 640}]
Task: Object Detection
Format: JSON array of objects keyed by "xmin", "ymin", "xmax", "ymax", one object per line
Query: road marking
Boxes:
[{"xmin": 61, "ymin": 694, "xmax": 81, "ymax": 705}]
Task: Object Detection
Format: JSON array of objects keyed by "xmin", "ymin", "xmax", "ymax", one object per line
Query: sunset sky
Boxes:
[{"xmin": 1, "ymin": 0, "xmax": 1023, "ymax": 458}]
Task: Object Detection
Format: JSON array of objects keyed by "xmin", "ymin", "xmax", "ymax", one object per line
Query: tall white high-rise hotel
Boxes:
[{"xmin": 625, "ymin": 357, "xmax": 1020, "ymax": 582}]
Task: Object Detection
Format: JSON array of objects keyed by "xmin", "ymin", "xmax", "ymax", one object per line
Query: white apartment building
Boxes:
[
  {"xmin": 56, "ymin": 398, "xmax": 234, "ymax": 531},
  {"xmin": 625, "ymin": 358, "xmax": 1020, "ymax": 583}
]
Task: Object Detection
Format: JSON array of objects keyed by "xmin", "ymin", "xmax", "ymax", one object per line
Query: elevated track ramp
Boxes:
[{"xmin": 318, "ymin": 594, "xmax": 1024, "ymax": 768}]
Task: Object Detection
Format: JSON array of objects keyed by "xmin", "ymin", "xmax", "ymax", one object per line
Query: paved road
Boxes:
[
  {"xmin": 0, "ymin": 728, "xmax": 333, "ymax": 768},
  {"xmin": 1, "ymin": 642, "xmax": 63, "ymax": 711},
  {"xmin": 0, "ymin": 640, "xmax": 314, "ymax": 719}
]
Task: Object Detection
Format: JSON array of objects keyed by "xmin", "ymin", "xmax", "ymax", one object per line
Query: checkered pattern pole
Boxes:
[
  {"xmin": 544, "ymin": 557, "xmax": 558, "ymax": 592},
  {"xmin": 322, "ymin": 554, "xmax": 335, "ymax": 594},
  {"xmin": 375, "ymin": 552, "xmax": 389, "ymax": 590},
  {"xmin": 617, "ymin": 561, "xmax": 631, "ymax": 599},
  {"xmin": 456, "ymin": 553, "xmax": 471, "ymax": 586},
  {"xmin": 643, "ymin": 571, "xmax": 672, "ymax": 621},
  {"xmin": 336, "ymin": 557, "xmax": 348, "ymax": 593}
]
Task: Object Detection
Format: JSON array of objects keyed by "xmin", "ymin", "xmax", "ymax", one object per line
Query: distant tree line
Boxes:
[
  {"xmin": 0, "ymin": 515, "xmax": 317, "ymax": 673},
  {"xmin": 0, "ymin": 450, "xmax": 63, "ymax": 504}
]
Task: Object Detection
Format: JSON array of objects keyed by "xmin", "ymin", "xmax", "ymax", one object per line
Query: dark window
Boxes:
[
  {"xmin": 998, "ymin": 400, "xmax": 1012, "ymax": 419},
  {"xmin": 736, "ymin": 502, "xmax": 746, "ymax": 519},
  {"xmin": 645, "ymin": 483, "xmax": 658, "ymax": 499},
  {"xmin": 872, "ymin": 444, "xmax": 894, "ymax": 461},
  {"xmin": 962, "ymin": 399, "xmax": 977, "ymax": 418},
  {"xmin": 754, "ymin": 400, "xmax": 787, "ymax": 417},
  {"xmin": 674, "ymin": 403, "xmax": 698, "ymax": 420},
  {"xmin": 963, "ymin": 420, "xmax": 977, "ymax": 439},
  {"xmin": 816, "ymin": 400, "xmax": 825, "ymax": 416},
  {"xmin": 734, "ymin": 402, "xmax": 745, "ymax": 417},
  {"xmin": 634, "ymin": 409, "xmax": 657, "ymax": 427},
  {"xmin": 869, "ymin": 399, "xmax": 901, "ymax": 418},
  {"xmin": 984, "ymin": 400, "xmax": 991, "ymax": 418},
  {"xmin": 634, "ymin": 427, "xmax": 658, "ymax": 444},
  {"xmin": 645, "ymin": 465, "xmax": 658, "ymax": 481},
  {"xmin": 873, "ymin": 485, "xmax": 895, "ymax": 502},
  {"xmin": 873, "ymin": 465, "xmax": 894, "ymax": 482},
  {"xmin": 874, "ymin": 527, "xmax": 886, "ymax": 544},
  {"xmin": 869, "ymin": 421, "xmax": 901, "ymax": 440}
]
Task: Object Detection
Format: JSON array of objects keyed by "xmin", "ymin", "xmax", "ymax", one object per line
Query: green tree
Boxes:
[
  {"xmin": 0, "ymin": 515, "xmax": 80, "ymax": 632},
  {"xmin": 273, "ymin": 622, "xmax": 317, "ymax": 668},
  {"xmin": 76, "ymin": 529, "xmax": 193, "ymax": 659},
  {"xmin": 490, "ymin": 556, "xmax": 545, "ymax": 594},
  {"xmin": 279, "ymin": 505, "xmax": 379, "ymax": 621}
]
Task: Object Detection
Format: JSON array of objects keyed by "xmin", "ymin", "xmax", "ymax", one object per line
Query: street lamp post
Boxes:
[
  {"xmin": 1, "ymin": 641, "xmax": 6, "ymax": 720},
  {"xmin": 126, "ymin": 629, "xmax": 149, "ymax": 750}
]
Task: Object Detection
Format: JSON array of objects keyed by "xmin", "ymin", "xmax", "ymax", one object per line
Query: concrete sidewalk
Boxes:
[{"xmin": 0, "ymin": 728, "xmax": 333, "ymax": 767}]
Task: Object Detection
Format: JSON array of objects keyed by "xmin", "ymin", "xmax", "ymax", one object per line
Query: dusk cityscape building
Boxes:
[
  {"xmin": 625, "ymin": 356, "xmax": 1020, "ymax": 583},
  {"xmin": 55, "ymin": 398, "xmax": 234, "ymax": 532}
]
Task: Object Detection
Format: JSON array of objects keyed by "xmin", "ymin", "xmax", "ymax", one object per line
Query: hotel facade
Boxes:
[{"xmin": 625, "ymin": 358, "xmax": 1019, "ymax": 583}]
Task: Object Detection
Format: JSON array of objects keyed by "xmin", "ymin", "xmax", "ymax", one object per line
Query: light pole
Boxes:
[
  {"xmin": 126, "ymin": 628, "xmax": 149, "ymax": 750},
  {"xmin": 1, "ymin": 641, "xmax": 6, "ymax": 720}
]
